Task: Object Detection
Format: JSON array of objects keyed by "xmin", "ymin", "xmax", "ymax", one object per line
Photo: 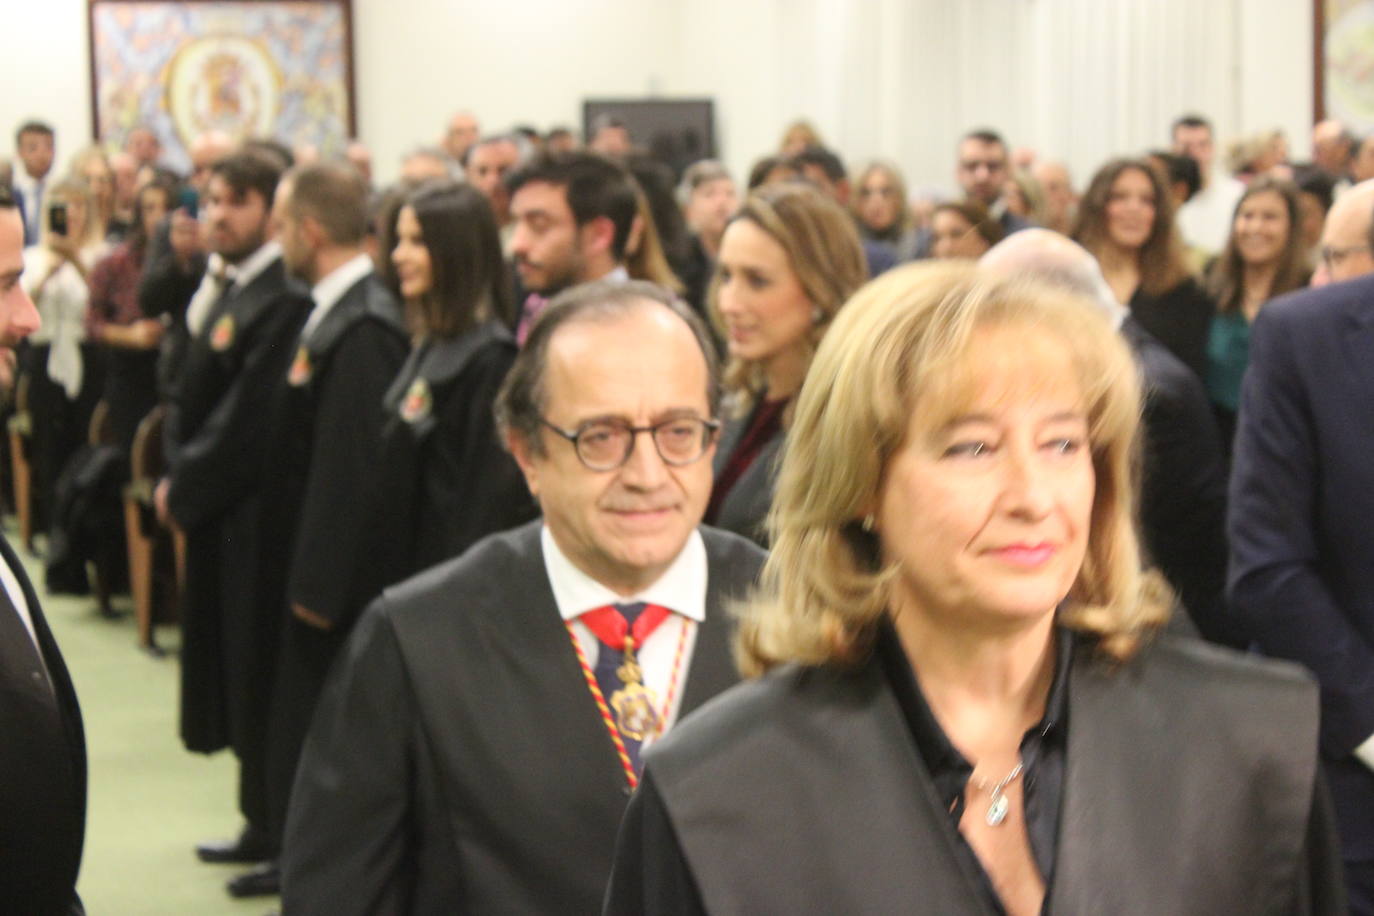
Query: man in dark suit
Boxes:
[
  {"xmin": 154, "ymin": 149, "xmax": 312, "ymax": 885},
  {"xmin": 982, "ymin": 230, "xmax": 1235, "ymax": 645},
  {"xmin": 0, "ymin": 184, "xmax": 87, "ymax": 914},
  {"xmin": 241, "ymin": 161, "xmax": 408, "ymax": 898},
  {"xmin": 507, "ymin": 152, "xmax": 639, "ymax": 343},
  {"xmin": 12, "ymin": 120, "xmax": 55, "ymax": 246},
  {"xmin": 915, "ymin": 128, "xmax": 1034, "ymax": 259},
  {"xmin": 281, "ymin": 280, "xmax": 766, "ymax": 913},
  {"xmin": 1230, "ymin": 185, "xmax": 1374, "ymax": 912}
]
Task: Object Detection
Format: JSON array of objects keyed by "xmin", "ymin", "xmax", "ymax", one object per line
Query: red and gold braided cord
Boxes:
[{"xmin": 565, "ymin": 617, "xmax": 692, "ymax": 790}]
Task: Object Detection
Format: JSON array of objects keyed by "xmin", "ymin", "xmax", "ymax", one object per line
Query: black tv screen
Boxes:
[{"xmin": 583, "ymin": 98, "xmax": 715, "ymax": 179}]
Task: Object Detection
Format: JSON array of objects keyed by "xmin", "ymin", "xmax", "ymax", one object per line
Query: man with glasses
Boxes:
[
  {"xmin": 954, "ymin": 128, "xmax": 1030, "ymax": 235},
  {"xmin": 918, "ymin": 129, "xmax": 1030, "ymax": 259},
  {"xmin": 1230, "ymin": 176, "xmax": 1374, "ymax": 913},
  {"xmin": 281, "ymin": 280, "xmax": 765, "ymax": 914},
  {"xmin": 1316, "ymin": 179, "xmax": 1374, "ymax": 285}
]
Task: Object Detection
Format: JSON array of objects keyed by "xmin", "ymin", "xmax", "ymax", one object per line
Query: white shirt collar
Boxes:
[
  {"xmin": 542, "ymin": 525, "xmax": 707, "ymax": 623},
  {"xmin": 12, "ymin": 170, "xmax": 44, "ymax": 194},
  {"xmin": 225, "ymin": 240, "xmax": 282, "ymax": 289},
  {"xmin": 303, "ymin": 253, "xmax": 374, "ymax": 338},
  {"xmin": 604, "ymin": 265, "xmax": 629, "ymax": 283}
]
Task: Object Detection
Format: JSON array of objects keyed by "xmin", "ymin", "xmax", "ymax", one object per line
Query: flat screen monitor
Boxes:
[{"xmin": 583, "ymin": 98, "xmax": 715, "ymax": 179}]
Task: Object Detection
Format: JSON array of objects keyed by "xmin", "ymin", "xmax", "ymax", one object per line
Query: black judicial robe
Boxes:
[
  {"xmin": 265, "ymin": 272, "xmax": 407, "ymax": 839},
  {"xmin": 375, "ymin": 319, "xmax": 536, "ymax": 581},
  {"xmin": 281, "ymin": 522, "xmax": 766, "ymax": 915},
  {"xmin": 166, "ymin": 256, "xmax": 310, "ymax": 754},
  {"xmin": 0, "ymin": 534, "xmax": 87, "ymax": 916},
  {"xmin": 606, "ymin": 635, "xmax": 1345, "ymax": 915}
]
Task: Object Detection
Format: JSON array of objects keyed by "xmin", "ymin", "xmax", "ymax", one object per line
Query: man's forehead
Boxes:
[
  {"xmin": 0, "ymin": 209, "xmax": 25, "ymax": 265},
  {"xmin": 546, "ymin": 307, "xmax": 706, "ymax": 389},
  {"xmin": 960, "ymin": 139, "xmax": 1004, "ymax": 160},
  {"xmin": 513, "ymin": 181, "xmax": 570, "ymax": 212},
  {"xmin": 1323, "ymin": 198, "xmax": 1374, "ymax": 243}
]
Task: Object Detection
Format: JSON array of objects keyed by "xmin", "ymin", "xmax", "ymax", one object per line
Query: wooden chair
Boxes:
[
  {"xmin": 124, "ymin": 405, "xmax": 178, "ymax": 653},
  {"xmin": 7, "ymin": 374, "xmax": 33, "ymax": 549}
]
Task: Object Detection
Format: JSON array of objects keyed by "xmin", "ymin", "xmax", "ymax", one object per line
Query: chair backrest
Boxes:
[
  {"xmin": 89, "ymin": 400, "xmax": 115, "ymax": 446},
  {"xmin": 130, "ymin": 404, "xmax": 167, "ymax": 482}
]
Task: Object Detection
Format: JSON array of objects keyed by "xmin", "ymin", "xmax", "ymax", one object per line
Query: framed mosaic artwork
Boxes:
[{"xmin": 88, "ymin": 0, "xmax": 356, "ymax": 172}]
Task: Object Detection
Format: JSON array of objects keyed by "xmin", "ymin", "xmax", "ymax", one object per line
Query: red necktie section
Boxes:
[{"xmin": 580, "ymin": 602, "xmax": 670, "ymax": 652}]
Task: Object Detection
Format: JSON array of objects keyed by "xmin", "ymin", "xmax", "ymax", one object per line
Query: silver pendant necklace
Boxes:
[{"xmin": 975, "ymin": 760, "xmax": 1024, "ymax": 827}]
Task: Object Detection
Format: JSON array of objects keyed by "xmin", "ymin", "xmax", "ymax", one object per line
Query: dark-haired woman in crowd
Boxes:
[
  {"xmin": 704, "ymin": 182, "xmax": 867, "ymax": 546},
  {"xmin": 929, "ymin": 200, "xmax": 1004, "ymax": 260},
  {"xmin": 1074, "ymin": 157, "xmax": 1214, "ymax": 379},
  {"xmin": 87, "ymin": 172, "xmax": 179, "ymax": 452},
  {"xmin": 377, "ymin": 180, "xmax": 537, "ymax": 577},
  {"xmin": 853, "ymin": 161, "xmax": 920, "ymax": 263},
  {"xmin": 1205, "ymin": 176, "xmax": 1309, "ymax": 448}
]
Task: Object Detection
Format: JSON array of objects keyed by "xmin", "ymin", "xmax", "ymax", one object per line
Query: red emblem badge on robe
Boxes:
[
  {"xmin": 288, "ymin": 345, "xmax": 312, "ymax": 386},
  {"xmin": 400, "ymin": 378, "xmax": 432, "ymax": 423},
  {"xmin": 209, "ymin": 315, "xmax": 235, "ymax": 352}
]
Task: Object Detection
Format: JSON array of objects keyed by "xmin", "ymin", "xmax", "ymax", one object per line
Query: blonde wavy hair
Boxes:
[
  {"xmin": 736, "ymin": 261, "xmax": 1172, "ymax": 676},
  {"xmin": 708, "ymin": 182, "xmax": 867, "ymax": 416}
]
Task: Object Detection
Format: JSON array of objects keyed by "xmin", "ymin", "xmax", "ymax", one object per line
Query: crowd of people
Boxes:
[{"xmin": 0, "ymin": 103, "xmax": 1372, "ymax": 914}]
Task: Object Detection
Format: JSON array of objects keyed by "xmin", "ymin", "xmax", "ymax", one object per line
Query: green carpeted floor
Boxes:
[{"xmin": 14, "ymin": 533, "xmax": 276, "ymax": 915}]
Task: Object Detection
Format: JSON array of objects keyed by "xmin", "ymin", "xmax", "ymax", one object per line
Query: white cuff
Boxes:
[{"xmin": 1355, "ymin": 732, "xmax": 1374, "ymax": 772}]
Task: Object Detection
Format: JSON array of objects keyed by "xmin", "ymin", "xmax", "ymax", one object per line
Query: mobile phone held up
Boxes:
[
  {"xmin": 178, "ymin": 187, "xmax": 199, "ymax": 216},
  {"xmin": 49, "ymin": 201, "xmax": 69, "ymax": 237}
]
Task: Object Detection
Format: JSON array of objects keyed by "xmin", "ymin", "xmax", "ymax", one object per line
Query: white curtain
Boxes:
[{"xmin": 680, "ymin": 0, "xmax": 1311, "ymax": 198}]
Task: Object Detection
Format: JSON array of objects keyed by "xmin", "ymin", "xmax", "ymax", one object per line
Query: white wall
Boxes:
[
  {"xmin": 354, "ymin": 0, "xmax": 681, "ymax": 184},
  {"xmin": 0, "ymin": 0, "xmax": 1315, "ymax": 196},
  {"xmin": 0, "ymin": 0, "xmax": 92, "ymax": 176}
]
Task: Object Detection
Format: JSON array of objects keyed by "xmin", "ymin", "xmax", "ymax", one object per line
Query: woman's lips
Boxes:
[{"xmin": 990, "ymin": 543, "xmax": 1056, "ymax": 567}]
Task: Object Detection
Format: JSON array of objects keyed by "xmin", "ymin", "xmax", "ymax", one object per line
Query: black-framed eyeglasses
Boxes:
[{"xmin": 539, "ymin": 416, "xmax": 720, "ymax": 471}]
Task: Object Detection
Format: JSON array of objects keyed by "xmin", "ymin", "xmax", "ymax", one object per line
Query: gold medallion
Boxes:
[{"xmin": 610, "ymin": 682, "xmax": 661, "ymax": 741}]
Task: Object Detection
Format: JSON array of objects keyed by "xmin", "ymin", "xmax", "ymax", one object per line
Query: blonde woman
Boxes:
[
  {"xmin": 21, "ymin": 175, "xmax": 110, "ymax": 528},
  {"xmin": 606, "ymin": 262, "xmax": 1341, "ymax": 915},
  {"xmin": 68, "ymin": 145, "xmax": 118, "ymax": 240},
  {"xmin": 703, "ymin": 182, "xmax": 866, "ymax": 546}
]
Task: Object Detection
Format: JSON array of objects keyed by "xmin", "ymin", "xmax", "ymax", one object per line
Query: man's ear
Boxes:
[
  {"xmin": 506, "ymin": 430, "xmax": 542, "ymax": 500},
  {"xmin": 302, "ymin": 214, "xmax": 328, "ymax": 250},
  {"xmin": 579, "ymin": 215, "xmax": 617, "ymax": 260}
]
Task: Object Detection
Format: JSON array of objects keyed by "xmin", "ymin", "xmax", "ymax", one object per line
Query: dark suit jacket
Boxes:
[
  {"xmin": 1121, "ymin": 317, "xmax": 1235, "ymax": 646},
  {"xmin": 0, "ymin": 534, "xmax": 87, "ymax": 915},
  {"xmin": 376, "ymin": 320, "xmax": 536, "ymax": 580},
  {"xmin": 281, "ymin": 522, "xmax": 766, "ymax": 915},
  {"xmin": 609, "ymin": 636, "xmax": 1341, "ymax": 915},
  {"xmin": 166, "ymin": 255, "xmax": 311, "ymax": 752},
  {"xmin": 709, "ymin": 403, "xmax": 785, "ymax": 548},
  {"xmin": 1230, "ymin": 272, "xmax": 1374, "ymax": 859},
  {"xmin": 137, "ymin": 222, "xmax": 206, "ymax": 400}
]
